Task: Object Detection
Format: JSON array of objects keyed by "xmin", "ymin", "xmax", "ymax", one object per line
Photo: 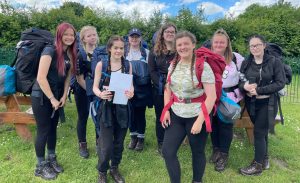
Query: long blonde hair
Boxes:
[
  {"xmin": 79, "ymin": 25, "xmax": 99, "ymax": 51},
  {"xmin": 211, "ymin": 28, "xmax": 233, "ymax": 64}
]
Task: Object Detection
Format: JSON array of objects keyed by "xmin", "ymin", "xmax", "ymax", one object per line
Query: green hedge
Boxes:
[
  {"xmin": 0, "ymin": 47, "xmax": 15, "ymax": 65},
  {"xmin": 284, "ymin": 57, "xmax": 300, "ymax": 72}
]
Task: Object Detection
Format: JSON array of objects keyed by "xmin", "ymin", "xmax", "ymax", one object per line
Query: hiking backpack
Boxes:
[
  {"xmin": 265, "ymin": 43, "xmax": 292, "ymax": 125},
  {"xmin": 11, "ymin": 28, "xmax": 54, "ymax": 94},
  {"xmin": 195, "ymin": 47, "xmax": 226, "ymax": 107},
  {"xmin": 160, "ymin": 47, "xmax": 226, "ymax": 132},
  {"xmin": 265, "ymin": 43, "xmax": 292, "ymax": 85}
]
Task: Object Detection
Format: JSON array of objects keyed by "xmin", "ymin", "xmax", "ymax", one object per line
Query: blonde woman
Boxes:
[
  {"xmin": 75, "ymin": 26, "xmax": 99, "ymax": 158},
  {"xmin": 209, "ymin": 28, "xmax": 244, "ymax": 172}
]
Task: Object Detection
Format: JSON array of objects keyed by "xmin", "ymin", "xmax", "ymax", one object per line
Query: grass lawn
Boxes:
[{"xmin": 0, "ymin": 101, "xmax": 300, "ymax": 183}]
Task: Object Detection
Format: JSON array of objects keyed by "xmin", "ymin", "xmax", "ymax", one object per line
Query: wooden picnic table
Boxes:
[
  {"xmin": 234, "ymin": 103, "xmax": 281, "ymax": 144},
  {"xmin": 0, "ymin": 94, "xmax": 35, "ymax": 141}
]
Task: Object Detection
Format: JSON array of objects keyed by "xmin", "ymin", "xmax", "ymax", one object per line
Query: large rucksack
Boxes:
[
  {"xmin": 195, "ymin": 47, "xmax": 226, "ymax": 107},
  {"xmin": 265, "ymin": 43, "xmax": 292, "ymax": 85},
  {"xmin": 160, "ymin": 47, "xmax": 226, "ymax": 132},
  {"xmin": 265, "ymin": 43, "xmax": 292, "ymax": 126},
  {"xmin": 11, "ymin": 28, "xmax": 54, "ymax": 94},
  {"xmin": 83, "ymin": 46, "xmax": 109, "ymax": 96}
]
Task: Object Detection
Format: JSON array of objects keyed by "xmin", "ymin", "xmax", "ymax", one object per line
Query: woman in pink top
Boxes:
[{"xmin": 209, "ymin": 28, "xmax": 244, "ymax": 172}]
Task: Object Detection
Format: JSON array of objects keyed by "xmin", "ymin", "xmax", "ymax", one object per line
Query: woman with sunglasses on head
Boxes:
[
  {"xmin": 148, "ymin": 22, "xmax": 177, "ymax": 155},
  {"xmin": 125, "ymin": 28, "xmax": 153, "ymax": 151},
  {"xmin": 31, "ymin": 22, "xmax": 77, "ymax": 180},
  {"xmin": 239, "ymin": 34, "xmax": 285, "ymax": 176},
  {"xmin": 161, "ymin": 31, "xmax": 216, "ymax": 183},
  {"xmin": 209, "ymin": 28, "xmax": 244, "ymax": 172}
]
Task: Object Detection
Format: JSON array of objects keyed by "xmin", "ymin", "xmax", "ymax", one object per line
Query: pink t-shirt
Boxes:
[{"xmin": 222, "ymin": 52, "xmax": 244, "ymax": 102}]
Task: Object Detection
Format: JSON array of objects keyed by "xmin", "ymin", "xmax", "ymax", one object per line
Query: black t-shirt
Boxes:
[{"xmin": 32, "ymin": 46, "xmax": 71, "ymax": 99}]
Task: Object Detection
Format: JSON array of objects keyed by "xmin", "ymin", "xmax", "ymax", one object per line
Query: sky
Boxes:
[{"xmin": 5, "ymin": 0, "xmax": 300, "ymax": 22}]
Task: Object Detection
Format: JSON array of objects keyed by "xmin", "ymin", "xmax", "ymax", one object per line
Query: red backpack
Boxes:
[{"xmin": 160, "ymin": 47, "xmax": 225, "ymax": 132}]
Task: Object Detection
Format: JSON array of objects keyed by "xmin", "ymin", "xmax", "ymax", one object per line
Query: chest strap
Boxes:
[{"xmin": 160, "ymin": 92, "xmax": 212, "ymax": 132}]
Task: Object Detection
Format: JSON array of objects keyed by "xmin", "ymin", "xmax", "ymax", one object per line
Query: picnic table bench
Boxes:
[{"xmin": 0, "ymin": 94, "xmax": 35, "ymax": 141}]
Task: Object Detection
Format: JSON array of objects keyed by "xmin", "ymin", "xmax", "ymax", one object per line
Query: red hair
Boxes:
[{"xmin": 55, "ymin": 22, "xmax": 77, "ymax": 76}]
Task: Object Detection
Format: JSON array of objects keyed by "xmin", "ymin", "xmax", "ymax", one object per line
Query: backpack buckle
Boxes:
[{"xmin": 184, "ymin": 98, "xmax": 192, "ymax": 104}]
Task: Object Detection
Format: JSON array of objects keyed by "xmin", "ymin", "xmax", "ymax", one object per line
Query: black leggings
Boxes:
[
  {"xmin": 32, "ymin": 96, "xmax": 59, "ymax": 158},
  {"xmin": 129, "ymin": 106, "xmax": 146, "ymax": 138},
  {"xmin": 162, "ymin": 110, "xmax": 208, "ymax": 183},
  {"xmin": 211, "ymin": 115, "xmax": 233, "ymax": 153},
  {"xmin": 245, "ymin": 96, "xmax": 269, "ymax": 163},
  {"xmin": 74, "ymin": 85, "xmax": 89, "ymax": 143},
  {"xmin": 153, "ymin": 92, "xmax": 165, "ymax": 144},
  {"xmin": 97, "ymin": 110, "xmax": 128, "ymax": 172}
]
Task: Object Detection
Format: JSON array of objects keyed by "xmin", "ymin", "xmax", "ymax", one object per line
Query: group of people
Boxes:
[{"xmin": 31, "ymin": 21, "xmax": 286, "ymax": 183}]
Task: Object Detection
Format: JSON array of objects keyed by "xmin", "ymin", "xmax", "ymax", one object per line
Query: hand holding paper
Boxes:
[{"xmin": 108, "ymin": 72, "xmax": 133, "ymax": 105}]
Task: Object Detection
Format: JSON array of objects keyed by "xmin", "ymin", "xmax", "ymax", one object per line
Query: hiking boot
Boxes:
[
  {"xmin": 215, "ymin": 152, "xmax": 228, "ymax": 172},
  {"xmin": 239, "ymin": 160, "xmax": 263, "ymax": 176},
  {"xmin": 79, "ymin": 142, "xmax": 89, "ymax": 159},
  {"xmin": 135, "ymin": 138, "xmax": 144, "ymax": 151},
  {"xmin": 98, "ymin": 171, "xmax": 107, "ymax": 183},
  {"xmin": 110, "ymin": 167, "xmax": 125, "ymax": 183},
  {"xmin": 128, "ymin": 135, "xmax": 138, "ymax": 150},
  {"xmin": 209, "ymin": 148, "xmax": 221, "ymax": 163},
  {"xmin": 34, "ymin": 161, "xmax": 57, "ymax": 180},
  {"xmin": 263, "ymin": 156, "xmax": 270, "ymax": 170},
  {"xmin": 48, "ymin": 154, "xmax": 64, "ymax": 173}
]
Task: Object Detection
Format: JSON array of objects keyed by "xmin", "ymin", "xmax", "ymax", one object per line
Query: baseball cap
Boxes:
[{"xmin": 128, "ymin": 28, "xmax": 141, "ymax": 37}]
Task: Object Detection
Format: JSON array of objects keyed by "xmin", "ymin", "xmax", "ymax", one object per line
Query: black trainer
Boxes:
[
  {"xmin": 79, "ymin": 142, "xmax": 89, "ymax": 159},
  {"xmin": 34, "ymin": 161, "xmax": 57, "ymax": 180},
  {"xmin": 128, "ymin": 135, "xmax": 138, "ymax": 150},
  {"xmin": 240, "ymin": 160, "xmax": 263, "ymax": 176},
  {"xmin": 215, "ymin": 152, "xmax": 228, "ymax": 172},
  {"xmin": 135, "ymin": 138, "xmax": 144, "ymax": 151},
  {"xmin": 110, "ymin": 167, "xmax": 125, "ymax": 183},
  {"xmin": 98, "ymin": 171, "xmax": 107, "ymax": 183},
  {"xmin": 209, "ymin": 148, "xmax": 221, "ymax": 163},
  {"xmin": 48, "ymin": 154, "xmax": 64, "ymax": 173}
]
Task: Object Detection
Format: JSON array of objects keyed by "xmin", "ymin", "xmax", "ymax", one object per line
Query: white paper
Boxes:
[
  {"xmin": 113, "ymin": 91, "xmax": 128, "ymax": 105},
  {"xmin": 109, "ymin": 72, "xmax": 133, "ymax": 105}
]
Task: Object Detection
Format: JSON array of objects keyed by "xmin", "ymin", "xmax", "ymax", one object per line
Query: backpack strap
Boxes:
[
  {"xmin": 124, "ymin": 59, "xmax": 130, "ymax": 74},
  {"xmin": 276, "ymin": 92, "xmax": 284, "ymax": 125},
  {"xmin": 162, "ymin": 60, "xmax": 212, "ymax": 133},
  {"xmin": 232, "ymin": 52, "xmax": 239, "ymax": 71}
]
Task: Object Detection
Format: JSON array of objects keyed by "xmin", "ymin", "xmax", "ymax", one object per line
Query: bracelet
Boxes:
[{"xmin": 49, "ymin": 95, "xmax": 54, "ymax": 101}]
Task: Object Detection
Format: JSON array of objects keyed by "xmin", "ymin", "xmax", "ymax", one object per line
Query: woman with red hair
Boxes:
[{"xmin": 31, "ymin": 22, "xmax": 77, "ymax": 180}]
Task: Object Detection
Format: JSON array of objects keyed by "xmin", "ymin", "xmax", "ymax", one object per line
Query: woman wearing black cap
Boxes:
[{"xmin": 125, "ymin": 28, "xmax": 153, "ymax": 151}]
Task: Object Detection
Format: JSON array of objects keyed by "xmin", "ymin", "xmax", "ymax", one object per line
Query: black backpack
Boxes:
[
  {"xmin": 11, "ymin": 28, "xmax": 54, "ymax": 94},
  {"xmin": 265, "ymin": 43, "xmax": 292, "ymax": 85}
]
